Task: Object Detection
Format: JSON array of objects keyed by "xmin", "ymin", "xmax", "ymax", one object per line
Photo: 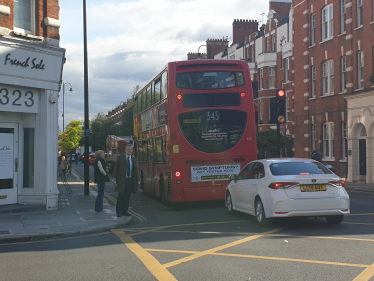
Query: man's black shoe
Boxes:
[{"xmin": 117, "ymin": 214, "xmax": 122, "ymax": 217}]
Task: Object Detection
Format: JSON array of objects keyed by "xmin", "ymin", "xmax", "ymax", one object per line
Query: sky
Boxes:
[{"xmin": 59, "ymin": 0, "xmax": 271, "ymax": 130}]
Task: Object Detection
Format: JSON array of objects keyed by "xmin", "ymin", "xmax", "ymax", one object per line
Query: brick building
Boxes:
[
  {"xmin": 107, "ymin": 100, "xmax": 131, "ymax": 123},
  {"xmin": 292, "ymin": 0, "xmax": 374, "ymax": 182},
  {"xmin": 0, "ymin": 0, "xmax": 65, "ymax": 208}
]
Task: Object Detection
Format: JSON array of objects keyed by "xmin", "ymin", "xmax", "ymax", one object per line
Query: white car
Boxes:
[{"xmin": 225, "ymin": 158, "xmax": 350, "ymax": 225}]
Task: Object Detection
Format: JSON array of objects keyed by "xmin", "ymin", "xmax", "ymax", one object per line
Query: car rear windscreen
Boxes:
[{"xmin": 270, "ymin": 162, "xmax": 333, "ymax": 175}]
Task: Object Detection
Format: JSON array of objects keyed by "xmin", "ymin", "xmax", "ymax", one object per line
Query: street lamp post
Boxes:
[
  {"xmin": 62, "ymin": 82, "xmax": 73, "ymax": 132},
  {"xmin": 83, "ymin": 0, "xmax": 90, "ymax": 196}
]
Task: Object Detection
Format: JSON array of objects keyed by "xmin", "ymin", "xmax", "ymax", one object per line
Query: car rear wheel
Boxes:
[
  {"xmin": 326, "ymin": 215, "xmax": 344, "ymax": 225},
  {"xmin": 226, "ymin": 191, "xmax": 234, "ymax": 214},
  {"xmin": 255, "ymin": 199, "xmax": 268, "ymax": 226}
]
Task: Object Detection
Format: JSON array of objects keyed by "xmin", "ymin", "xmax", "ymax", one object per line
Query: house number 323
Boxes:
[{"xmin": 0, "ymin": 88, "xmax": 34, "ymax": 107}]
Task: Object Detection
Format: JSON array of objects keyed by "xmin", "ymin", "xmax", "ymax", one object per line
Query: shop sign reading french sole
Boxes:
[{"xmin": 0, "ymin": 44, "xmax": 64, "ymax": 89}]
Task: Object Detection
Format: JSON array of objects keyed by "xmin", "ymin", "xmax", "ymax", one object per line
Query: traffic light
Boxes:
[{"xmin": 269, "ymin": 89, "xmax": 286, "ymax": 124}]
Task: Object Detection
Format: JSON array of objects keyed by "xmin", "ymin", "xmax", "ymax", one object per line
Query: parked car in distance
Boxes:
[
  {"xmin": 225, "ymin": 158, "xmax": 350, "ymax": 225},
  {"xmin": 88, "ymin": 153, "xmax": 95, "ymax": 164}
]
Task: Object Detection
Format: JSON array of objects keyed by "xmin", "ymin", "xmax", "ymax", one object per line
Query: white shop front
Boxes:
[{"xmin": 0, "ymin": 37, "xmax": 65, "ymax": 210}]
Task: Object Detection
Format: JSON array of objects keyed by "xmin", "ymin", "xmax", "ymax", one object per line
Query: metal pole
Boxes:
[
  {"xmin": 83, "ymin": 0, "xmax": 90, "ymax": 196},
  {"xmin": 62, "ymin": 83, "xmax": 65, "ymax": 132},
  {"xmin": 277, "ymin": 122, "xmax": 281, "ymax": 157}
]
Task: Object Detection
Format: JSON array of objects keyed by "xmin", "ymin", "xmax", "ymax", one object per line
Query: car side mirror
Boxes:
[{"xmin": 230, "ymin": 174, "xmax": 238, "ymax": 183}]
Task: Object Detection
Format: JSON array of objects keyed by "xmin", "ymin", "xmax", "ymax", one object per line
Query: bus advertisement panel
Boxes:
[{"xmin": 133, "ymin": 60, "xmax": 257, "ymax": 203}]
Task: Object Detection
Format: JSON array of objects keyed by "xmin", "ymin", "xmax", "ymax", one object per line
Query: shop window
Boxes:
[
  {"xmin": 260, "ymin": 68, "xmax": 263, "ymax": 89},
  {"xmin": 23, "ymin": 128, "xmax": 34, "ymax": 188},
  {"xmin": 272, "ymin": 35, "xmax": 276, "ymax": 52},
  {"xmin": 322, "ymin": 4, "xmax": 334, "ymax": 41},
  {"xmin": 266, "ymin": 37, "xmax": 270, "ymax": 52},
  {"xmin": 341, "ymin": 0, "xmax": 346, "ymax": 33},
  {"xmin": 341, "ymin": 56, "xmax": 347, "ymax": 91},
  {"xmin": 357, "ymin": 0, "xmax": 363, "ymax": 27},
  {"xmin": 341, "ymin": 121, "xmax": 347, "ymax": 159},
  {"xmin": 14, "ymin": 0, "xmax": 35, "ymax": 34},
  {"xmin": 358, "ymin": 51, "xmax": 364, "ymax": 88},
  {"xmin": 311, "ymin": 66, "xmax": 316, "ymax": 98},
  {"xmin": 310, "ymin": 13, "xmax": 316, "ymax": 45},
  {"xmin": 322, "ymin": 60, "xmax": 334, "ymax": 95},
  {"xmin": 323, "ymin": 122, "xmax": 335, "ymax": 159}
]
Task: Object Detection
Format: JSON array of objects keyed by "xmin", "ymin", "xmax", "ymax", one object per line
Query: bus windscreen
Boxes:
[
  {"xmin": 178, "ymin": 109, "xmax": 247, "ymax": 153},
  {"xmin": 176, "ymin": 71, "xmax": 245, "ymax": 90}
]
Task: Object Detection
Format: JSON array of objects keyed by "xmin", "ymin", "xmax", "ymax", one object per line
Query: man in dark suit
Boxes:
[{"xmin": 112, "ymin": 144, "xmax": 138, "ymax": 217}]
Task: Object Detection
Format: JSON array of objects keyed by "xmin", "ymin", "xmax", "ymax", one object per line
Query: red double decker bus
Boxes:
[{"xmin": 133, "ymin": 60, "xmax": 257, "ymax": 203}]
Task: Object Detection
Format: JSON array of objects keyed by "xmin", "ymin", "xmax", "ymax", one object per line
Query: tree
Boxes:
[
  {"xmin": 90, "ymin": 113, "xmax": 116, "ymax": 151},
  {"xmin": 58, "ymin": 120, "xmax": 83, "ymax": 154},
  {"xmin": 256, "ymin": 129, "xmax": 290, "ymax": 148}
]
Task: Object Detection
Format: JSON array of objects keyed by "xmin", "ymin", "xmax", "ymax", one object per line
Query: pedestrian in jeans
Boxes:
[
  {"xmin": 94, "ymin": 150, "xmax": 110, "ymax": 213},
  {"xmin": 60, "ymin": 156, "xmax": 68, "ymax": 181}
]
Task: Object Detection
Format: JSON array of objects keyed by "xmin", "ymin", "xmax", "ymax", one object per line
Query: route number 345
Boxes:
[{"xmin": 0, "ymin": 88, "xmax": 35, "ymax": 107}]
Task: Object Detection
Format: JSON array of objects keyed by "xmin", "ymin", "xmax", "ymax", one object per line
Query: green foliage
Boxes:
[
  {"xmin": 256, "ymin": 129, "xmax": 290, "ymax": 148},
  {"xmin": 58, "ymin": 120, "xmax": 83, "ymax": 153},
  {"xmin": 90, "ymin": 113, "xmax": 116, "ymax": 151}
]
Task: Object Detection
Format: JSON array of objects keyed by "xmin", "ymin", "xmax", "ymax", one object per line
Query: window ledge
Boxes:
[
  {"xmin": 371, "ymin": 85, "xmax": 374, "ymax": 88},
  {"xmin": 320, "ymin": 93, "xmax": 334, "ymax": 98},
  {"xmin": 308, "ymin": 44, "xmax": 316, "ymax": 49},
  {"xmin": 323, "ymin": 158, "xmax": 335, "ymax": 162},
  {"xmin": 283, "ymin": 81, "xmax": 293, "ymax": 85},
  {"xmin": 309, "ymin": 97, "xmax": 316, "ymax": 100},
  {"xmin": 338, "ymin": 90, "xmax": 347, "ymax": 95},
  {"xmin": 320, "ymin": 37, "xmax": 334, "ymax": 44},
  {"xmin": 354, "ymin": 25, "xmax": 363, "ymax": 31},
  {"xmin": 371, "ymin": 21, "xmax": 374, "ymax": 25},
  {"xmin": 11, "ymin": 31, "xmax": 43, "ymax": 41},
  {"xmin": 339, "ymin": 159, "xmax": 347, "ymax": 163},
  {"xmin": 355, "ymin": 87, "xmax": 364, "ymax": 92},
  {"xmin": 338, "ymin": 32, "xmax": 346, "ymax": 37}
]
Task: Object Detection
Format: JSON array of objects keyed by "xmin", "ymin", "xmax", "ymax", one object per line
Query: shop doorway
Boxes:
[
  {"xmin": 359, "ymin": 139, "xmax": 366, "ymax": 181},
  {"xmin": 0, "ymin": 123, "xmax": 18, "ymax": 205}
]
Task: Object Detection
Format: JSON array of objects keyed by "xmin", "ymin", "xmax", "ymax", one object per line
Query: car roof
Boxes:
[{"xmin": 257, "ymin": 158, "xmax": 317, "ymax": 164}]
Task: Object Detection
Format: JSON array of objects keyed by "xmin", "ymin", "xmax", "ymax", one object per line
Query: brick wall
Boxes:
[
  {"xmin": 206, "ymin": 39, "xmax": 229, "ymax": 59},
  {"xmin": 292, "ymin": 0, "xmax": 374, "ymax": 177},
  {"xmin": 0, "ymin": 0, "xmax": 60, "ymax": 41},
  {"xmin": 232, "ymin": 19, "xmax": 258, "ymax": 45},
  {"xmin": 269, "ymin": 1, "xmax": 291, "ymax": 20}
]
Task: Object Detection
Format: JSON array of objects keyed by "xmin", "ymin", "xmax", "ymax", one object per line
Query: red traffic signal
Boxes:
[{"xmin": 277, "ymin": 89, "xmax": 286, "ymax": 98}]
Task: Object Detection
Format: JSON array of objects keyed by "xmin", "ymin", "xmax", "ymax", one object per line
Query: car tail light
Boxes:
[
  {"xmin": 300, "ymin": 173, "xmax": 309, "ymax": 175},
  {"xmin": 328, "ymin": 180, "xmax": 345, "ymax": 187},
  {"xmin": 268, "ymin": 182, "xmax": 298, "ymax": 189},
  {"xmin": 175, "ymin": 171, "xmax": 181, "ymax": 177},
  {"xmin": 275, "ymin": 212, "xmax": 289, "ymax": 214}
]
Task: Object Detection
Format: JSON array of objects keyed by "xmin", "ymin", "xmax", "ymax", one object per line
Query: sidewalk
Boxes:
[
  {"xmin": 0, "ymin": 171, "xmax": 131, "ymax": 244},
  {"xmin": 345, "ymin": 181, "xmax": 374, "ymax": 193}
]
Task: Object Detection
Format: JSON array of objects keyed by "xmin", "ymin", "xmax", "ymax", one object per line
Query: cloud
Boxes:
[{"xmin": 59, "ymin": 0, "xmax": 269, "ymax": 130}]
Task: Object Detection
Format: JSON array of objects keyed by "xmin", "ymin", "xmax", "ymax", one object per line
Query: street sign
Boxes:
[
  {"xmin": 85, "ymin": 129, "xmax": 90, "ymax": 137},
  {"xmin": 278, "ymin": 115, "xmax": 285, "ymax": 123}
]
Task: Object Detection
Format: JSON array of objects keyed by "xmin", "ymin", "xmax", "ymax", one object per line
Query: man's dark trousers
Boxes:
[{"xmin": 116, "ymin": 178, "xmax": 132, "ymax": 215}]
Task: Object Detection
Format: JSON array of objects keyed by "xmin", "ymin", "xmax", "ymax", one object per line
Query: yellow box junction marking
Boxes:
[
  {"xmin": 112, "ymin": 229, "xmax": 177, "ymax": 281},
  {"xmin": 353, "ymin": 263, "xmax": 374, "ymax": 281},
  {"xmin": 163, "ymin": 227, "xmax": 284, "ymax": 268}
]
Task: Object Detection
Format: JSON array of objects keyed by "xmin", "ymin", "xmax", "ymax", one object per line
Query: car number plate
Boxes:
[{"xmin": 300, "ymin": 185, "xmax": 326, "ymax": 192}]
